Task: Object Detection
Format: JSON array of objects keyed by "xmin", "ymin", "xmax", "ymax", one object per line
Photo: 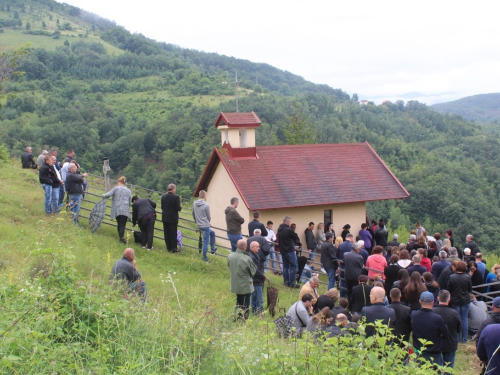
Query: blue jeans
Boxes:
[
  {"xmin": 51, "ymin": 187, "xmax": 60, "ymax": 213},
  {"xmin": 129, "ymin": 280, "xmax": 147, "ymax": 302},
  {"xmin": 451, "ymin": 303, "xmax": 470, "ymax": 342},
  {"xmin": 265, "ymin": 247, "xmax": 276, "ymax": 271},
  {"xmin": 200, "ymin": 227, "xmax": 216, "ymax": 261},
  {"xmin": 282, "ymin": 251, "xmax": 298, "ymax": 286},
  {"xmin": 442, "ymin": 351, "xmax": 456, "ymax": 373},
  {"xmin": 59, "ymin": 183, "xmax": 65, "ymax": 205},
  {"xmin": 327, "ymin": 268, "xmax": 336, "ymax": 290},
  {"xmin": 69, "ymin": 194, "xmax": 82, "ymax": 223},
  {"xmin": 42, "ymin": 184, "xmax": 52, "ymax": 214},
  {"xmin": 227, "ymin": 233, "xmax": 242, "ymax": 252},
  {"xmin": 275, "ymin": 252, "xmax": 282, "ymax": 272},
  {"xmin": 251, "ymin": 285, "xmax": 264, "ymax": 314}
]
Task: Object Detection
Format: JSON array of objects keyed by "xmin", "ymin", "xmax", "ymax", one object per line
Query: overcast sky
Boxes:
[{"xmin": 59, "ymin": 0, "xmax": 500, "ymax": 104}]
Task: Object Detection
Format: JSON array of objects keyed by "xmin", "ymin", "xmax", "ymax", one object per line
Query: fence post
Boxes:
[{"xmin": 103, "ymin": 157, "xmax": 111, "ymax": 192}]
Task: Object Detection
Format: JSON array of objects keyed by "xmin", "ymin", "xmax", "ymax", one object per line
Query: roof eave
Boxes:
[
  {"xmin": 363, "ymin": 141, "xmax": 410, "ymax": 198},
  {"xmin": 246, "ymin": 195, "xmax": 410, "ymax": 211}
]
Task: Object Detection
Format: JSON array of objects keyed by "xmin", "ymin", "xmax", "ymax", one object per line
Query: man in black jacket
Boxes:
[
  {"xmin": 349, "ymin": 274, "xmax": 372, "ymax": 315},
  {"xmin": 65, "ymin": 164, "xmax": 87, "ymax": 224},
  {"xmin": 132, "ymin": 195, "xmax": 157, "ymax": 251},
  {"xmin": 277, "ymin": 216, "xmax": 302, "ymax": 288},
  {"xmin": 320, "ymin": 233, "xmax": 338, "ymax": 290},
  {"xmin": 110, "ymin": 248, "xmax": 146, "ymax": 301},
  {"xmin": 338, "ymin": 233, "xmax": 355, "ymax": 298},
  {"xmin": 161, "ymin": 183, "xmax": 181, "ymax": 252},
  {"xmin": 344, "ymin": 243, "xmax": 365, "ymax": 298},
  {"xmin": 361, "ymin": 286, "xmax": 396, "ymax": 337},
  {"xmin": 39, "ymin": 155, "xmax": 56, "ymax": 214},
  {"xmin": 374, "ymin": 222, "xmax": 388, "ymax": 248},
  {"xmin": 411, "ymin": 291, "xmax": 449, "ymax": 367},
  {"xmin": 21, "ymin": 146, "xmax": 36, "ymax": 169},
  {"xmin": 249, "ymin": 241, "xmax": 267, "ymax": 315},
  {"xmin": 248, "ymin": 211, "xmax": 267, "ymax": 238},
  {"xmin": 433, "ymin": 290, "xmax": 461, "ymax": 371},
  {"xmin": 388, "ymin": 288, "xmax": 411, "ymax": 346},
  {"xmin": 304, "ymin": 222, "xmax": 317, "ymax": 261}
]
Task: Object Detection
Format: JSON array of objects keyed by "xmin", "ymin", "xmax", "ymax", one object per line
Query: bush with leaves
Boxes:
[{"xmin": 250, "ymin": 321, "xmax": 450, "ymax": 375}]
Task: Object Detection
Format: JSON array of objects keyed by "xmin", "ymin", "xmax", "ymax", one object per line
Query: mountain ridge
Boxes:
[{"xmin": 431, "ymin": 93, "xmax": 500, "ymax": 123}]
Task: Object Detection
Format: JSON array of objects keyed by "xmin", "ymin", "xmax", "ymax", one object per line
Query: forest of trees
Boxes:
[{"xmin": 2, "ymin": 0, "xmax": 500, "ymax": 253}]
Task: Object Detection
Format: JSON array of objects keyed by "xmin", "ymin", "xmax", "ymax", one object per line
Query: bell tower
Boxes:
[{"xmin": 214, "ymin": 112, "xmax": 261, "ymax": 159}]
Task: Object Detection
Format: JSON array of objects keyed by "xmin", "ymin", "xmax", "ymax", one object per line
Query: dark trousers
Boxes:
[
  {"xmin": 163, "ymin": 222, "xmax": 178, "ymax": 251},
  {"xmin": 346, "ymin": 279, "xmax": 358, "ymax": 299},
  {"xmin": 116, "ymin": 215, "xmax": 128, "ymax": 242},
  {"xmin": 236, "ymin": 293, "xmax": 251, "ymax": 320},
  {"xmin": 139, "ymin": 214, "xmax": 156, "ymax": 249}
]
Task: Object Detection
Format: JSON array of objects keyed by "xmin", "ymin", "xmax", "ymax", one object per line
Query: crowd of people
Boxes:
[
  {"xmin": 35, "ymin": 147, "xmax": 88, "ymax": 223},
  {"xmin": 224, "ymin": 209, "xmax": 500, "ymax": 372},
  {"xmin": 29, "ymin": 149, "xmax": 500, "ymax": 371}
]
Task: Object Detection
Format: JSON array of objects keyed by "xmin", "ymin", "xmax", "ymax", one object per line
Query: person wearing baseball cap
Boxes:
[
  {"xmin": 411, "ymin": 291, "xmax": 449, "ymax": 367},
  {"xmin": 475, "ymin": 296, "xmax": 500, "ymax": 343}
]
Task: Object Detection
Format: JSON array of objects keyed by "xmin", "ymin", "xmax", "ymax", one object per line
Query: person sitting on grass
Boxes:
[
  {"xmin": 306, "ymin": 306, "xmax": 334, "ymax": 337},
  {"xmin": 109, "ymin": 248, "xmax": 147, "ymax": 302}
]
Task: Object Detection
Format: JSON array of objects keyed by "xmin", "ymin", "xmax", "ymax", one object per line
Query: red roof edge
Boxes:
[
  {"xmin": 214, "ymin": 111, "xmax": 261, "ymax": 128},
  {"xmin": 363, "ymin": 141, "xmax": 410, "ymax": 198},
  {"xmin": 193, "ymin": 147, "xmax": 252, "ymax": 210},
  {"xmin": 193, "ymin": 148, "xmax": 220, "ymax": 197},
  {"xmin": 214, "ymin": 112, "xmax": 226, "ymax": 128},
  {"xmin": 217, "ymin": 148, "xmax": 252, "ymax": 210},
  {"xmin": 247, "ymin": 197, "xmax": 406, "ymax": 211},
  {"xmin": 222, "ymin": 142, "xmax": 258, "ymax": 160}
]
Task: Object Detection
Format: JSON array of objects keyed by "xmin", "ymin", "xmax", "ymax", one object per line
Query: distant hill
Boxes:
[{"xmin": 432, "ymin": 93, "xmax": 500, "ymax": 123}]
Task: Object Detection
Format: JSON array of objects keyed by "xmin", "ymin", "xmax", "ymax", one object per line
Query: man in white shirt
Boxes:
[{"xmin": 265, "ymin": 221, "xmax": 279, "ymax": 274}]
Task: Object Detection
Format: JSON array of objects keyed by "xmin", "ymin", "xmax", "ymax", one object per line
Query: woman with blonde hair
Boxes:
[
  {"xmin": 317, "ymin": 222, "xmax": 326, "ymax": 246},
  {"xmin": 335, "ymin": 236, "xmax": 343, "ymax": 249},
  {"xmin": 102, "ymin": 176, "xmax": 132, "ymax": 244}
]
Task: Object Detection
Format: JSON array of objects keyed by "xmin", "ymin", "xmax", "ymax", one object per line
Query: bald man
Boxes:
[
  {"xmin": 249, "ymin": 241, "xmax": 268, "ymax": 315},
  {"xmin": 361, "ymin": 286, "xmax": 396, "ymax": 337},
  {"xmin": 228, "ymin": 239, "xmax": 256, "ymax": 320},
  {"xmin": 21, "ymin": 146, "xmax": 36, "ymax": 169},
  {"xmin": 110, "ymin": 248, "xmax": 147, "ymax": 301}
]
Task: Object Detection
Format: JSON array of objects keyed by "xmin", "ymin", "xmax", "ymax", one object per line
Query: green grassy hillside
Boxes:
[
  {"xmin": 1, "ymin": 159, "xmax": 495, "ymax": 373},
  {"xmin": 0, "ymin": 159, "xmax": 298, "ymax": 373}
]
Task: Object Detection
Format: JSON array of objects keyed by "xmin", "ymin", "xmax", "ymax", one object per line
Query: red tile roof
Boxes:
[
  {"xmin": 194, "ymin": 142, "xmax": 410, "ymax": 210},
  {"xmin": 215, "ymin": 112, "xmax": 261, "ymax": 128}
]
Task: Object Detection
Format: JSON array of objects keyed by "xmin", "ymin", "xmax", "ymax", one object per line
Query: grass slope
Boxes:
[
  {"xmin": 0, "ymin": 160, "xmax": 492, "ymax": 374},
  {"xmin": 0, "ymin": 6, "xmax": 122, "ymax": 55},
  {"xmin": 0, "ymin": 160, "xmax": 301, "ymax": 373}
]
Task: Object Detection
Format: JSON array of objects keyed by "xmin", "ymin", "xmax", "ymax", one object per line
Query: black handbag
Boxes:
[{"xmin": 133, "ymin": 231, "xmax": 142, "ymax": 244}]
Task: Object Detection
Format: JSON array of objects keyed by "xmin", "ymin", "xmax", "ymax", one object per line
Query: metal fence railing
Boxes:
[{"xmin": 80, "ymin": 177, "xmax": 333, "ymax": 286}]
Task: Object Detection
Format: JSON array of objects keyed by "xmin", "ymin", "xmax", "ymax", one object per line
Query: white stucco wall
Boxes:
[{"xmin": 205, "ymin": 162, "xmax": 367, "ymax": 252}]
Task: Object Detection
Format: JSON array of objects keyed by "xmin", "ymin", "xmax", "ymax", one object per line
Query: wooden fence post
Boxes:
[{"xmin": 103, "ymin": 157, "xmax": 111, "ymax": 192}]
